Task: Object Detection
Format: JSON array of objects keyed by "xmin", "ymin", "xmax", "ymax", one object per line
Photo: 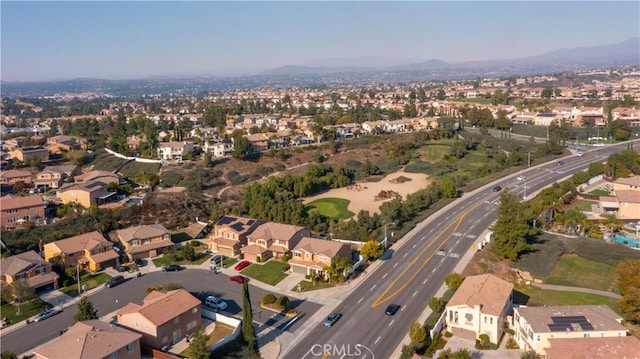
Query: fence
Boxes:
[
  {"xmin": 201, "ymin": 308, "xmax": 242, "ymax": 351},
  {"xmin": 104, "ymin": 148, "xmax": 162, "ymax": 164},
  {"xmin": 430, "ymin": 311, "xmax": 447, "ymax": 339}
]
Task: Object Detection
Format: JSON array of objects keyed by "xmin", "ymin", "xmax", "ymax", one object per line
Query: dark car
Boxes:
[
  {"xmin": 556, "ymin": 160, "xmax": 565, "ymax": 166},
  {"xmin": 230, "ymin": 275, "xmax": 246, "ymax": 284},
  {"xmin": 162, "ymin": 264, "xmax": 185, "ymax": 272},
  {"xmin": 105, "ymin": 275, "xmax": 125, "ymax": 288},
  {"xmin": 492, "ymin": 185, "xmax": 502, "ymax": 192},
  {"xmin": 234, "ymin": 260, "xmax": 251, "ymax": 271},
  {"xmin": 324, "ymin": 313, "xmax": 342, "ymax": 327},
  {"xmin": 134, "ymin": 258, "xmax": 146, "ymax": 267},
  {"xmin": 210, "ymin": 254, "xmax": 227, "ymax": 265},
  {"xmin": 385, "ymin": 304, "xmax": 401, "ymax": 316},
  {"xmin": 116, "ymin": 265, "xmax": 128, "ymax": 272},
  {"xmin": 33, "ymin": 308, "xmax": 61, "ymax": 322}
]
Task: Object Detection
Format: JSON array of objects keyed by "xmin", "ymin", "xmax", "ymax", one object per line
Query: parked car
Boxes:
[
  {"xmin": 105, "ymin": 275, "xmax": 125, "ymax": 288},
  {"xmin": 33, "ymin": 308, "xmax": 61, "ymax": 322},
  {"xmin": 492, "ymin": 185, "xmax": 502, "ymax": 192},
  {"xmin": 210, "ymin": 254, "xmax": 227, "ymax": 265},
  {"xmin": 385, "ymin": 304, "xmax": 401, "ymax": 316},
  {"xmin": 162, "ymin": 264, "xmax": 185, "ymax": 272},
  {"xmin": 516, "ymin": 175, "xmax": 526, "ymax": 181},
  {"xmin": 234, "ymin": 260, "xmax": 250, "ymax": 271},
  {"xmin": 230, "ymin": 275, "xmax": 246, "ymax": 284},
  {"xmin": 204, "ymin": 296, "xmax": 228, "ymax": 311},
  {"xmin": 324, "ymin": 313, "xmax": 342, "ymax": 327},
  {"xmin": 134, "ymin": 258, "xmax": 146, "ymax": 267},
  {"xmin": 116, "ymin": 265, "xmax": 128, "ymax": 272}
]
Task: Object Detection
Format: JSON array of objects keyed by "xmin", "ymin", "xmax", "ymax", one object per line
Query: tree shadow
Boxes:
[
  {"xmin": 512, "ymin": 289, "xmax": 530, "ymax": 306},
  {"xmin": 379, "ymin": 249, "xmax": 395, "ymax": 261}
]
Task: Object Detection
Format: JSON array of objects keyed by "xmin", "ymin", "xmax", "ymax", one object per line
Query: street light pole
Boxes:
[
  {"xmin": 76, "ymin": 264, "xmax": 81, "ymax": 295},
  {"xmin": 523, "ymin": 178, "xmax": 527, "ymax": 200},
  {"xmin": 384, "ymin": 223, "xmax": 395, "ymax": 249}
]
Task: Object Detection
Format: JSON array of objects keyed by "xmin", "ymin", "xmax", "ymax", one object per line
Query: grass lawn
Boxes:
[
  {"xmin": 571, "ymin": 200, "xmax": 597, "ymax": 212},
  {"xmin": 1, "ymin": 298, "xmax": 52, "ymax": 324},
  {"xmin": 119, "ymin": 161, "xmax": 161, "ymax": 179},
  {"xmin": 60, "ymin": 272, "xmax": 112, "ymax": 297},
  {"xmin": 293, "ymin": 279, "xmax": 336, "ymax": 292},
  {"xmin": 223, "ymin": 257, "xmax": 238, "ymax": 268},
  {"xmin": 517, "ymin": 286, "xmax": 621, "ymax": 314},
  {"xmin": 240, "ymin": 260, "xmax": 289, "ymax": 285},
  {"xmin": 152, "ymin": 250, "xmax": 212, "ymax": 267},
  {"xmin": 304, "ymin": 198, "xmax": 354, "ymax": 220},
  {"xmin": 544, "ymin": 255, "xmax": 616, "ymax": 292},
  {"xmin": 589, "ymin": 189, "xmax": 610, "ymax": 196},
  {"xmin": 418, "ymin": 143, "xmax": 453, "ymax": 162}
]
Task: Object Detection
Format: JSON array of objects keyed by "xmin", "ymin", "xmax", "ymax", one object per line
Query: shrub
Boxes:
[
  {"xmin": 506, "ymin": 337, "xmax": 519, "ymax": 349},
  {"xmin": 190, "ymin": 240, "xmax": 200, "ymax": 247},
  {"xmin": 429, "ymin": 297, "xmax": 445, "ymax": 313},
  {"xmin": 274, "ymin": 296, "xmax": 291, "ymax": 311},
  {"xmin": 256, "ymin": 256, "xmax": 262, "ymax": 263},
  {"xmin": 444, "ymin": 331, "xmax": 453, "ymax": 338},
  {"xmin": 63, "ymin": 279, "xmax": 75, "ymax": 287},
  {"xmin": 261, "ymin": 294, "xmax": 276, "ymax": 305},
  {"xmin": 281, "ymin": 254, "xmax": 289, "ymax": 262},
  {"xmin": 504, "ymin": 328, "xmax": 515, "ymax": 335}
]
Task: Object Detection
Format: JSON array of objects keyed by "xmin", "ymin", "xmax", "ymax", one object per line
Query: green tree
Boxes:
[
  {"xmin": 360, "ymin": 240, "xmax": 384, "ymax": 260},
  {"xmin": 438, "ymin": 348, "xmax": 473, "ymax": 359},
  {"xmin": 232, "ymin": 134, "xmax": 251, "ymax": 160},
  {"xmin": 429, "ymin": 297, "xmax": 445, "ymax": 312},
  {"xmin": 241, "ymin": 282, "xmax": 257, "ymax": 353},
  {"xmin": 187, "ymin": 325, "xmax": 210, "ymax": 359},
  {"xmin": 520, "ymin": 351, "xmax": 541, "ymax": 359},
  {"xmin": 490, "ymin": 192, "xmax": 536, "ymax": 261},
  {"xmin": 203, "ymin": 151, "xmax": 212, "ymax": 167},
  {"xmin": 616, "ymin": 259, "xmax": 640, "ymax": 324},
  {"xmin": 1, "ymin": 352, "xmax": 18, "ymax": 359},
  {"xmin": 409, "ymin": 320, "xmax": 427, "ymax": 343},
  {"xmin": 445, "ymin": 272, "xmax": 463, "ymax": 291},
  {"xmin": 10, "ymin": 279, "xmax": 34, "ymax": 314},
  {"xmin": 182, "ymin": 245, "xmax": 196, "ymax": 262},
  {"xmin": 74, "ymin": 296, "xmax": 99, "ymax": 322}
]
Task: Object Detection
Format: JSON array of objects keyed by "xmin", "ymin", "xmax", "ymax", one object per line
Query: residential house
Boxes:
[
  {"xmin": 116, "ymin": 224, "xmax": 173, "ymax": 260},
  {"xmin": 242, "ymin": 222, "xmax": 309, "ymax": 262},
  {"xmin": 542, "ymin": 336, "xmax": 640, "ymax": 359},
  {"xmin": 289, "ymin": 237, "xmax": 351, "ymax": 278},
  {"xmin": 116, "ymin": 289, "xmax": 201, "ymax": 350},
  {"xmin": 533, "ymin": 113, "xmax": 563, "ymax": 127},
  {"xmin": 246, "ymin": 133, "xmax": 271, "ymax": 152},
  {"xmin": 445, "ymin": 273, "xmax": 513, "ymax": 344},
  {"xmin": 361, "ymin": 120, "xmax": 385, "ymax": 134},
  {"xmin": 202, "ymin": 138, "xmax": 234, "ymax": 158},
  {"xmin": 612, "ymin": 175, "xmax": 640, "ymax": 192},
  {"xmin": 157, "ymin": 141, "xmax": 194, "ymax": 162},
  {"xmin": 612, "ymin": 107, "xmax": 640, "ymax": 127},
  {"xmin": 0, "ymin": 194, "xmax": 45, "ymax": 229},
  {"xmin": 0, "ymin": 250, "xmax": 59, "ymax": 291},
  {"xmin": 9, "ymin": 146, "xmax": 49, "ymax": 163},
  {"xmin": 34, "ymin": 165, "xmax": 80, "ymax": 189},
  {"xmin": 74, "ymin": 170, "xmax": 120, "ymax": 185},
  {"xmin": 0, "ymin": 169, "xmax": 33, "ymax": 186},
  {"xmin": 612, "ymin": 175, "xmax": 640, "ymax": 219},
  {"xmin": 44, "ymin": 231, "xmax": 119, "ymax": 272},
  {"xmin": 208, "ymin": 216, "xmax": 262, "ymax": 256},
  {"xmin": 513, "ymin": 305, "xmax": 628, "ymax": 356},
  {"xmin": 56, "ymin": 181, "xmax": 116, "ymax": 208},
  {"xmin": 31, "ymin": 320, "xmax": 142, "ymax": 359},
  {"xmin": 46, "ymin": 135, "xmax": 81, "ymax": 154}
]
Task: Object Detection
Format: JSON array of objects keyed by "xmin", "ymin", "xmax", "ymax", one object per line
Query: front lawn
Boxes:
[
  {"xmin": 544, "ymin": 255, "xmax": 616, "ymax": 292},
  {"xmin": 223, "ymin": 257, "xmax": 238, "ymax": 268},
  {"xmin": 589, "ymin": 189, "xmax": 610, "ymax": 196},
  {"xmin": 571, "ymin": 200, "xmax": 597, "ymax": 212},
  {"xmin": 517, "ymin": 286, "xmax": 621, "ymax": 314},
  {"xmin": 293, "ymin": 279, "xmax": 336, "ymax": 292},
  {"xmin": 60, "ymin": 272, "xmax": 112, "ymax": 297},
  {"xmin": 152, "ymin": 251, "xmax": 212, "ymax": 267},
  {"xmin": 240, "ymin": 260, "xmax": 289, "ymax": 285},
  {"xmin": 1, "ymin": 299, "xmax": 52, "ymax": 324},
  {"xmin": 304, "ymin": 198, "xmax": 354, "ymax": 220}
]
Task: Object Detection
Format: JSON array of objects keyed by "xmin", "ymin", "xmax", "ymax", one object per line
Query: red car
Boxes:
[
  {"xmin": 234, "ymin": 260, "xmax": 250, "ymax": 271},
  {"xmin": 230, "ymin": 275, "xmax": 246, "ymax": 284}
]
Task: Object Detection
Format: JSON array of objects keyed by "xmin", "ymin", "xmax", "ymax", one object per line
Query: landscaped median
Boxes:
[{"xmin": 240, "ymin": 260, "xmax": 290, "ymax": 286}]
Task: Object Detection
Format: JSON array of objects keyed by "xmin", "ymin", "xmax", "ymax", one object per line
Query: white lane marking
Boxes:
[
  {"xmin": 374, "ymin": 336, "xmax": 381, "ymax": 344},
  {"xmin": 422, "ymin": 236, "xmax": 426, "ymax": 240},
  {"xmin": 383, "ymin": 273, "xmax": 388, "ymax": 278},
  {"xmin": 403, "ymin": 253, "xmax": 408, "ymax": 258},
  {"xmin": 455, "ymin": 239, "xmax": 460, "ymax": 245},
  {"xmin": 370, "ymin": 284, "xmax": 377, "ymax": 291},
  {"xmin": 469, "ymin": 224, "xmax": 475, "ymax": 230},
  {"xmin": 401, "ymin": 305, "xmax": 406, "ymax": 312},
  {"xmin": 413, "ymin": 244, "xmax": 417, "ymax": 248},
  {"xmin": 432, "ymin": 268, "xmax": 437, "ymax": 273},
  {"xmin": 412, "ymin": 290, "xmax": 418, "ymax": 297},
  {"xmin": 357, "ymin": 297, "xmax": 364, "ymax": 304},
  {"xmin": 389, "ymin": 319, "xmax": 395, "ymax": 327},
  {"xmin": 423, "ymin": 279, "xmax": 428, "ymax": 285},
  {"xmin": 393, "ymin": 263, "xmax": 398, "ymax": 268}
]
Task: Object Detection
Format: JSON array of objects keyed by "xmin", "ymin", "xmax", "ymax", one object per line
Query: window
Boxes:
[
  {"xmin": 187, "ymin": 320, "xmax": 197, "ymax": 331},
  {"xmin": 484, "ymin": 316, "xmax": 487, "ymax": 324},
  {"xmin": 192, "ymin": 307, "xmax": 198, "ymax": 314},
  {"xmin": 537, "ymin": 335, "xmax": 540, "ymax": 341},
  {"xmin": 294, "ymin": 252, "xmax": 301, "ymax": 258},
  {"xmin": 490, "ymin": 317, "xmax": 493, "ymax": 325},
  {"xmin": 126, "ymin": 343, "xmax": 134, "ymax": 352},
  {"xmin": 174, "ymin": 316, "xmax": 180, "ymax": 324},
  {"xmin": 110, "ymin": 352, "xmax": 117, "ymax": 359},
  {"xmin": 135, "ymin": 321, "xmax": 140, "ymax": 328}
]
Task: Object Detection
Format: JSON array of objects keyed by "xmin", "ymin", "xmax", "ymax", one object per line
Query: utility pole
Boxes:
[
  {"xmin": 528, "ymin": 152, "xmax": 531, "ymax": 168},
  {"xmin": 77, "ymin": 264, "xmax": 81, "ymax": 295}
]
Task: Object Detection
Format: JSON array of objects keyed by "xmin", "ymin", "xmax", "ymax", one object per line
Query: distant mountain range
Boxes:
[{"xmin": 260, "ymin": 37, "xmax": 640, "ymax": 76}]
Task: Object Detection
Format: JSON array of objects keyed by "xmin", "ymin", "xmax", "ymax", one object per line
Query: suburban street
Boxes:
[
  {"xmin": 282, "ymin": 141, "xmax": 637, "ymax": 359},
  {"xmin": 0, "ymin": 269, "xmax": 321, "ymax": 355}
]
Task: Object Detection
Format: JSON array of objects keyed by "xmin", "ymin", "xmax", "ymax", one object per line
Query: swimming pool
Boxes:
[{"xmin": 615, "ymin": 235, "xmax": 640, "ymax": 248}]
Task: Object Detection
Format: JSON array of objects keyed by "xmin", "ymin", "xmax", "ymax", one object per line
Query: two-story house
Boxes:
[
  {"xmin": 445, "ymin": 274, "xmax": 513, "ymax": 344},
  {"xmin": 0, "ymin": 194, "xmax": 45, "ymax": 229},
  {"xmin": 0, "ymin": 250, "xmax": 59, "ymax": 291},
  {"xmin": 8, "ymin": 146, "xmax": 49, "ymax": 163},
  {"xmin": 56, "ymin": 181, "xmax": 116, "ymax": 208},
  {"xmin": 34, "ymin": 165, "xmax": 81, "ymax": 189},
  {"xmin": 31, "ymin": 320, "xmax": 142, "ymax": 359},
  {"xmin": 542, "ymin": 336, "xmax": 640, "ymax": 359},
  {"xmin": 242, "ymin": 222, "xmax": 309, "ymax": 262},
  {"xmin": 43, "ymin": 231, "xmax": 119, "ymax": 272},
  {"xmin": 611, "ymin": 175, "xmax": 640, "ymax": 220},
  {"xmin": 0, "ymin": 169, "xmax": 33, "ymax": 187},
  {"xmin": 289, "ymin": 237, "xmax": 351, "ymax": 278},
  {"xmin": 116, "ymin": 289, "xmax": 201, "ymax": 350},
  {"xmin": 116, "ymin": 224, "xmax": 173, "ymax": 260},
  {"xmin": 46, "ymin": 135, "xmax": 83, "ymax": 154},
  {"xmin": 74, "ymin": 170, "xmax": 121, "ymax": 185},
  {"xmin": 157, "ymin": 141, "xmax": 194, "ymax": 162},
  {"xmin": 208, "ymin": 216, "xmax": 262, "ymax": 257},
  {"xmin": 513, "ymin": 305, "xmax": 629, "ymax": 356},
  {"xmin": 202, "ymin": 138, "xmax": 234, "ymax": 158}
]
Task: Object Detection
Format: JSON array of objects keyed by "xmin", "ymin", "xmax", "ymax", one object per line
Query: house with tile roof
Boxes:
[
  {"xmin": 513, "ymin": 305, "xmax": 629, "ymax": 356},
  {"xmin": 8, "ymin": 146, "xmax": 49, "ymax": 163},
  {"xmin": 242, "ymin": 222, "xmax": 309, "ymax": 262},
  {"xmin": 289, "ymin": 237, "xmax": 351, "ymax": 278},
  {"xmin": 0, "ymin": 169, "xmax": 33, "ymax": 187},
  {"xmin": 74, "ymin": 170, "xmax": 120, "ymax": 185},
  {"xmin": 43, "ymin": 231, "xmax": 119, "ymax": 272},
  {"xmin": 56, "ymin": 181, "xmax": 116, "ymax": 208},
  {"xmin": 34, "ymin": 165, "xmax": 81, "ymax": 189},
  {"xmin": 0, "ymin": 194, "xmax": 45, "ymax": 229},
  {"xmin": 31, "ymin": 320, "xmax": 142, "ymax": 359},
  {"xmin": 208, "ymin": 216, "xmax": 262, "ymax": 257},
  {"xmin": 444, "ymin": 273, "xmax": 513, "ymax": 344},
  {"xmin": 0, "ymin": 250, "xmax": 59, "ymax": 291},
  {"xmin": 116, "ymin": 224, "xmax": 173, "ymax": 260},
  {"xmin": 542, "ymin": 336, "xmax": 640, "ymax": 359},
  {"xmin": 116, "ymin": 289, "xmax": 201, "ymax": 350}
]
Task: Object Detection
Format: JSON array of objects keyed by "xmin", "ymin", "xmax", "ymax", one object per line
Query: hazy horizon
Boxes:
[{"xmin": 1, "ymin": 1, "xmax": 639, "ymax": 82}]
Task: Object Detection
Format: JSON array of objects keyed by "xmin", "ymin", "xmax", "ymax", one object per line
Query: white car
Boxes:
[
  {"xmin": 576, "ymin": 152, "xmax": 584, "ymax": 157},
  {"xmin": 516, "ymin": 175, "xmax": 526, "ymax": 181},
  {"xmin": 204, "ymin": 296, "xmax": 227, "ymax": 311}
]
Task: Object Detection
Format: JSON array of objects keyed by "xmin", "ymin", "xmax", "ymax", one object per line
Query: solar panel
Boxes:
[
  {"xmin": 548, "ymin": 316, "xmax": 594, "ymax": 332},
  {"xmin": 217, "ymin": 216, "xmax": 235, "ymax": 225}
]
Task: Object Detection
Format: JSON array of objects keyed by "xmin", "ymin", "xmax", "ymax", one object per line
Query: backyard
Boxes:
[
  {"xmin": 240, "ymin": 260, "xmax": 290, "ymax": 285},
  {"xmin": 516, "ymin": 286, "xmax": 621, "ymax": 314},
  {"xmin": 571, "ymin": 199, "xmax": 598, "ymax": 212},
  {"xmin": 543, "ymin": 255, "xmax": 616, "ymax": 292}
]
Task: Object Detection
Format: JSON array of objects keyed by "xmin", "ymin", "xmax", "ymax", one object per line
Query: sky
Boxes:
[{"xmin": 1, "ymin": 1, "xmax": 639, "ymax": 82}]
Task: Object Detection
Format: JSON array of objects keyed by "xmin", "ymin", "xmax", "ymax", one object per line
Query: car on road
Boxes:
[
  {"xmin": 492, "ymin": 185, "xmax": 502, "ymax": 192},
  {"xmin": 324, "ymin": 313, "xmax": 342, "ymax": 327},
  {"xmin": 230, "ymin": 275, "xmax": 246, "ymax": 284},
  {"xmin": 576, "ymin": 152, "xmax": 584, "ymax": 157},
  {"xmin": 234, "ymin": 260, "xmax": 250, "ymax": 271},
  {"xmin": 204, "ymin": 296, "xmax": 228, "ymax": 311},
  {"xmin": 105, "ymin": 275, "xmax": 126, "ymax": 288},
  {"xmin": 162, "ymin": 264, "xmax": 185, "ymax": 272},
  {"xmin": 385, "ymin": 304, "xmax": 401, "ymax": 316},
  {"xmin": 210, "ymin": 254, "xmax": 227, "ymax": 265},
  {"xmin": 556, "ymin": 160, "xmax": 565, "ymax": 166},
  {"xmin": 516, "ymin": 175, "xmax": 526, "ymax": 181},
  {"xmin": 33, "ymin": 308, "xmax": 61, "ymax": 322}
]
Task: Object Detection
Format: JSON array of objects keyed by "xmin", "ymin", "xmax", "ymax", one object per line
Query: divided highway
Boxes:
[{"xmin": 282, "ymin": 141, "xmax": 635, "ymax": 359}]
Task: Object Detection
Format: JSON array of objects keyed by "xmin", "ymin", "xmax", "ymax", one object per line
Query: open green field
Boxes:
[
  {"xmin": 304, "ymin": 198, "xmax": 354, "ymax": 220},
  {"xmin": 417, "ymin": 138, "xmax": 458, "ymax": 162},
  {"xmin": 119, "ymin": 161, "xmax": 161, "ymax": 178},
  {"xmin": 544, "ymin": 255, "xmax": 616, "ymax": 292},
  {"xmin": 517, "ymin": 287, "xmax": 621, "ymax": 314},
  {"xmin": 241, "ymin": 260, "xmax": 289, "ymax": 285},
  {"xmin": 571, "ymin": 200, "xmax": 598, "ymax": 212}
]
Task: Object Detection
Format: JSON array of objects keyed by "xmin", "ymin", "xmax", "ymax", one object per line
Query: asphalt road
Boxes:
[
  {"xmin": 1, "ymin": 269, "xmax": 321, "ymax": 355},
  {"xmin": 282, "ymin": 141, "xmax": 637, "ymax": 359}
]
